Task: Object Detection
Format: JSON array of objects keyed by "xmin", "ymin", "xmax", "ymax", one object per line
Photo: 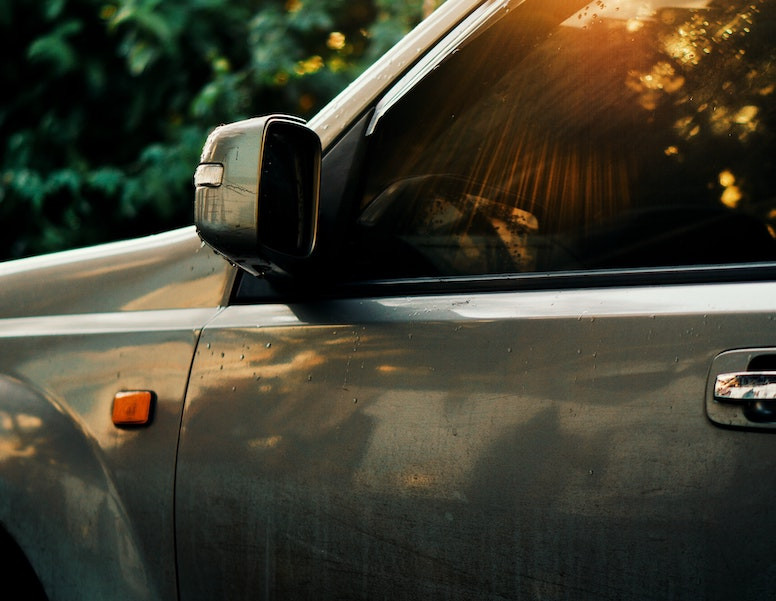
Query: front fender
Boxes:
[{"xmin": 0, "ymin": 376, "xmax": 151, "ymax": 601}]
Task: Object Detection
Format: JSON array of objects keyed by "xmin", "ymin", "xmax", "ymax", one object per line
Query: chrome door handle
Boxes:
[
  {"xmin": 714, "ymin": 372, "xmax": 776, "ymax": 402},
  {"xmin": 707, "ymin": 350, "xmax": 776, "ymax": 430}
]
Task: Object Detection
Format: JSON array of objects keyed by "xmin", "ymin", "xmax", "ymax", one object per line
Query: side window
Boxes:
[{"xmin": 347, "ymin": 0, "xmax": 776, "ymax": 279}]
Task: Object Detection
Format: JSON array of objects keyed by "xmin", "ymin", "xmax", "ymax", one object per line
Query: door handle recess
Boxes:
[{"xmin": 714, "ymin": 372, "xmax": 776, "ymax": 402}]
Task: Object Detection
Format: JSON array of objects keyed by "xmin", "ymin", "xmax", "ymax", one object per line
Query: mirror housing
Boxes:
[{"xmin": 194, "ymin": 115, "xmax": 321, "ymax": 277}]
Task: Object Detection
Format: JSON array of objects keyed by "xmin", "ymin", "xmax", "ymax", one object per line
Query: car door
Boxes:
[{"xmin": 175, "ymin": 0, "xmax": 776, "ymax": 598}]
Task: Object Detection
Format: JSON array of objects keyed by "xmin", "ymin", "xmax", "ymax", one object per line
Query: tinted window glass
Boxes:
[{"xmin": 351, "ymin": 0, "xmax": 776, "ymax": 278}]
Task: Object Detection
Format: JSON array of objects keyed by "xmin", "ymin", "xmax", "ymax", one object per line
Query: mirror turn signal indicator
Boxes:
[{"xmin": 112, "ymin": 390, "xmax": 154, "ymax": 426}]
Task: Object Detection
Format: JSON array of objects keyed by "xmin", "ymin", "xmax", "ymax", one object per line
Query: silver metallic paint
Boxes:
[
  {"xmin": 0, "ymin": 226, "xmax": 234, "ymax": 318},
  {"xmin": 176, "ymin": 283, "xmax": 776, "ymax": 599},
  {"xmin": 0, "ymin": 308, "xmax": 220, "ymax": 600},
  {"xmin": 0, "ymin": 226, "xmax": 231, "ymax": 598}
]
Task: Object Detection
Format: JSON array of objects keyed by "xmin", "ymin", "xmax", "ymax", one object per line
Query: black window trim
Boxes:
[{"xmin": 231, "ymin": 262, "xmax": 776, "ymax": 304}]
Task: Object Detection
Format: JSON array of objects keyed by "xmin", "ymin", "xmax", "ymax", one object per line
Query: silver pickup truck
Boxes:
[{"xmin": 2, "ymin": 0, "xmax": 776, "ymax": 599}]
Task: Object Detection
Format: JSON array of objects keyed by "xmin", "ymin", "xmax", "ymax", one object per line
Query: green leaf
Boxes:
[{"xmin": 27, "ymin": 20, "xmax": 84, "ymax": 74}]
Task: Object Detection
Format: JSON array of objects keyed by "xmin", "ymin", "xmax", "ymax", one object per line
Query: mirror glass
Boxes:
[{"xmin": 258, "ymin": 121, "xmax": 320, "ymax": 258}]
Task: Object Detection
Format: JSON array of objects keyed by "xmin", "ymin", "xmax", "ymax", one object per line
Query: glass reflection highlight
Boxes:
[{"xmin": 358, "ymin": 0, "xmax": 776, "ymax": 276}]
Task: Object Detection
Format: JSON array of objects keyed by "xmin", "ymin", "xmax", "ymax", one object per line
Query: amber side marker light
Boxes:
[{"xmin": 112, "ymin": 390, "xmax": 154, "ymax": 426}]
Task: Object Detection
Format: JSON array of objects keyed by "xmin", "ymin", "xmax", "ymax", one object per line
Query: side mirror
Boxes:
[{"xmin": 194, "ymin": 115, "xmax": 321, "ymax": 276}]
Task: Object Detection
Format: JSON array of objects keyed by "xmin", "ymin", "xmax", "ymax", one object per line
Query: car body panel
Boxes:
[
  {"xmin": 0, "ymin": 228, "xmax": 229, "ymax": 598},
  {"xmin": 0, "ymin": 226, "xmax": 234, "ymax": 319},
  {"xmin": 0, "ymin": 227, "xmax": 231, "ymax": 599},
  {"xmin": 0, "ymin": 307, "xmax": 219, "ymax": 600},
  {"xmin": 176, "ymin": 282, "xmax": 776, "ymax": 599}
]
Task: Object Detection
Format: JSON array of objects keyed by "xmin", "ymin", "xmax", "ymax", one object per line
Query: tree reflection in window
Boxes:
[{"xmin": 354, "ymin": 0, "xmax": 776, "ymax": 278}]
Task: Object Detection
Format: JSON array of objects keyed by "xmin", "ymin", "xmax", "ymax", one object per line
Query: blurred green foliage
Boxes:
[{"xmin": 0, "ymin": 0, "xmax": 442, "ymax": 260}]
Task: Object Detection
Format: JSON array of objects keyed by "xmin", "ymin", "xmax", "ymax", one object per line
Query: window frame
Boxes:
[{"xmin": 233, "ymin": 0, "xmax": 776, "ymax": 304}]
